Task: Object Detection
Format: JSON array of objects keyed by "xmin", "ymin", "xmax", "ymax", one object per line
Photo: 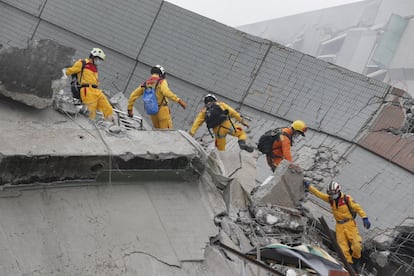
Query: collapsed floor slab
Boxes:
[{"xmin": 0, "ymin": 96, "xmax": 204, "ymax": 185}]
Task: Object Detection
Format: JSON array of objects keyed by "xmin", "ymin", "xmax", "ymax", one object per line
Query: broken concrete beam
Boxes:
[
  {"xmin": 0, "ymin": 39, "xmax": 75, "ymax": 109},
  {"xmin": 0, "ymin": 125, "xmax": 202, "ymax": 185},
  {"xmin": 252, "ymin": 160, "xmax": 305, "ymax": 208}
]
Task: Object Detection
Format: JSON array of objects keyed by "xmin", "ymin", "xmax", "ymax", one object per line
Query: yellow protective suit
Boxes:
[
  {"xmin": 127, "ymin": 74, "xmax": 182, "ymax": 129},
  {"xmin": 189, "ymin": 101, "xmax": 247, "ymax": 151},
  {"xmin": 65, "ymin": 59, "xmax": 113, "ymax": 120},
  {"xmin": 308, "ymin": 186, "xmax": 368, "ymax": 263}
]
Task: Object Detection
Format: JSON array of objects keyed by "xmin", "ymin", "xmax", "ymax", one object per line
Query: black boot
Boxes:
[
  {"xmin": 238, "ymin": 140, "xmax": 254, "ymax": 153},
  {"xmin": 351, "ymin": 257, "xmax": 362, "ymax": 274}
]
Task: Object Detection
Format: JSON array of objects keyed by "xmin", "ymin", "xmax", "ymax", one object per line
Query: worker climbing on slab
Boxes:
[
  {"xmin": 303, "ymin": 180, "xmax": 371, "ymax": 274},
  {"xmin": 258, "ymin": 120, "xmax": 307, "ymax": 172},
  {"xmin": 189, "ymin": 93, "xmax": 254, "ymax": 152},
  {"xmin": 127, "ymin": 65, "xmax": 187, "ymax": 129}
]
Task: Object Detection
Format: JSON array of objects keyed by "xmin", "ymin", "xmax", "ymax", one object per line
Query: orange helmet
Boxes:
[{"xmin": 291, "ymin": 120, "xmax": 307, "ymax": 136}]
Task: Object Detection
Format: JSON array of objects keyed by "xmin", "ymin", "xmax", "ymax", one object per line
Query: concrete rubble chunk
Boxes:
[
  {"xmin": 0, "ymin": 39, "xmax": 75, "ymax": 109},
  {"xmin": 251, "ymin": 160, "xmax": 305, "ymax": 209}
]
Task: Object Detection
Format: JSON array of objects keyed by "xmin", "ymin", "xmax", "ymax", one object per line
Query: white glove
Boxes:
[{"xmin": 61, "ymin": 68, "xmax": 68, "ymax": 80}]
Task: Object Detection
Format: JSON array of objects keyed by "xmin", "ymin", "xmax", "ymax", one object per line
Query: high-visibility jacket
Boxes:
[
  {"xmin": 189, "ymin": 101, "xmax": 242, "ymax": 136},
  {"xmin": 127, "ymin": 74, "xmax": 181, "ymax": 111},
  {"xmin": 268, "ymin": 127, "xmax": 293, "ymax": 166},
  {"xmin": 66, "ymin": 58, "xmax": 99, "ymax": 86},
  {"xmin": 308, "ymin": 186, "xmax": 367, "ymax": 222}
]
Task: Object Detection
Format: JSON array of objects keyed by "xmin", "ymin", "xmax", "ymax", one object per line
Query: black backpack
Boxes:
[
  {"xmin": 70, "ymin": 59, "xmax": 86, "ymax": 100},
  {"xmin": 257, "ymin": 128, "xmax": 290, "ymax": 155},
  {"xmin": 205, "ymin": 102, "xmax": 228, "ymax": 129}
]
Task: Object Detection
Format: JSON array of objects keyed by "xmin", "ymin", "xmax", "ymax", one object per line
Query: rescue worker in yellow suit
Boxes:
[
  {"xmin": 303, "ymin": 180, "xmax": 371, "ymax": 273},
  {"xmin": 127, "ymin": 65, "xmax": 187, "ymax": 129},
  {"xmin": 189, "ymin": 94, "xmax": 254, "ymax": 152},
  {"xmin": 266, "ymin": 120, "xmax": 307, "ymax": 172},
  {"xmin": 65, "ymin": 48, "xmax": 114, "ymax": 122}
]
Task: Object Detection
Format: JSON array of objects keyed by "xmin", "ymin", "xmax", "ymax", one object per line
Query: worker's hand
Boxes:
[
  {"xmin": 241, "ymin": 120, "xmax": 249, "ymax": 128},
  {"xmin": 61, "ymin": 68, "xmax": 68, "ymax": 80},
  {"xmin": 188, "ymin": 131, "xmax": 194, "ymax": 137},
  {"xmin": 363, "ymin": 218, "xmax": 371, "ymax": 229},
  {"xmin": 178, "ymin": 99, "xmax": 187, "ymax": 109},
  {"xmin": 303, "ymin": 180, "xmax": 310, "ymax": 189},
  {"xmin": 127, "ymin": 109, "xmax": 133, "ymax": 118}
]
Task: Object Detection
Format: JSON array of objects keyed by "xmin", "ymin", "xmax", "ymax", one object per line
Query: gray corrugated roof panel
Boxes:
[
  {"xmin": 138, "ymin": 2, "xmax": 269, "ymax": 102},
  {"xmin": 0, "ymin": 3, "xmax": 38, "ymax": 48},
  {"xmin": 1, "ymin": 0, "xmax": 45, "ymax": 16},
  {"xmin": 41, "ymin": 0, "xmax": 162, "ymax": 58},
  {"xmin": 245, "ymin": 47, "xmax": 390, "ymax": 141}
]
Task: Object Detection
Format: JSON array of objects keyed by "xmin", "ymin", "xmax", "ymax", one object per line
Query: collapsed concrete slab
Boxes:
[
  {"xmin": 0, "ymin": 39, "xmax": 74, "ymax": 109},
  {"xmin": 0, "ymin": 94, "xmax": 204, "ymax": 185},
  {"xmin": 251, "ymin": 160, "xmax": 305, "ymax": 209}
]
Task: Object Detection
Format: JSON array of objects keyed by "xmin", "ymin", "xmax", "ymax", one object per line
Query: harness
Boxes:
[{"xmin": 333, "ymin": 194, "xmax": 356, "ymax": 224}]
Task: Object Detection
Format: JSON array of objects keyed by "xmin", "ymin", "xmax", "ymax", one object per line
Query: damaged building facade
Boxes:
[
  {"xmin": 239, "ymin": 0, "xmax": 414, "ymax": 135},
  {"xmin": 0, "ymin": 0, "xmax": 413, "ymax": 275}
]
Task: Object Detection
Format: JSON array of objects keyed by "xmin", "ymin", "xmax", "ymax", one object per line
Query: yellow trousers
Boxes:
[
  {"xmin": 213, "ymin": 120, "xmax": 247, "ymax": 151},
  {"xmin": 150, "ymin": 105, "xmax": 173, "ymax": 129},
  {"xmin": 336, "ymin": 220, "xmax": 362, "ymax": 263},
  {"xmin": 80, "ymin": 87, "xmax": 113, "ymax": 120}
]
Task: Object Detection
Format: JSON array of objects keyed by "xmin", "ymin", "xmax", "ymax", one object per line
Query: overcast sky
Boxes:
[{"xmin": 167, "ymin": 0, "xmax": 365, "ymax": 27}]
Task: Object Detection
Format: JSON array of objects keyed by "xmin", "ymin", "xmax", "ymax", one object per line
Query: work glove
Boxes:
[
  {"xmin": 241, "ymin": 120, "xmax": 249, "ymax": 128},
  {"xmin": 178, "ymin": 99, "xmax": 187, "ymax": 109},
  {"xmin": 303, "ymin": 180, "xmax": 310, "ymax": 189},
  {"xmin": 61, "ymin": 68, "xmax": 68, "ymax": 80},
  {"xmin": 188, "ymin": 131, "xmax": 194, "ymax": 137},
  {"xmin": 127, "ymin": 109, "xmax": 133, "ymax": 118},
  {"xmin": 363, "ymin": 217, "xmax": 371, "ymax": 229}
]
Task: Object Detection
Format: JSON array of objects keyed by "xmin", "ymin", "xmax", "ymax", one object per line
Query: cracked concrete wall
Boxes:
[{"xmin": 0, "ymin": 39, "xmax": 74, "ymax": 108}]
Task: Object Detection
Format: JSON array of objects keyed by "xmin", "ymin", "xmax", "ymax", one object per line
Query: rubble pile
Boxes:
[
  {"xmin": 365, "ymin": 218, "xmax": 414, "ymax": 276},
  {"xmin": 402, "ymin": 99, "xmax": 414, "ymax": 134},
  {"xmin": 207, "ymin": 153, "xmax": 346, "ymax": 274},
  {"xmin": 302, "ymin": 146, "xmax": 342, "ymax": 188}
]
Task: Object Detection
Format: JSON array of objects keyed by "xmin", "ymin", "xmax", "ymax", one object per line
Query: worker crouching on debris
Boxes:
[
  {"xmin": 189, "ymin": 94, "xmax": 254, "ymax": 153},
  {"xmin": 65, "ymin": 48, "xmax": 114, "ymax": 123},
  {"xmin": 127, "ymin": 65, "xmax": 187, "ymax": 129},
  {"xmin": 303, "ymin": 180, "xmax": 371, "ymax": 273},
  {"xmin": 263, "ymin": 120, "xmax": 307, "ymax": 172}
]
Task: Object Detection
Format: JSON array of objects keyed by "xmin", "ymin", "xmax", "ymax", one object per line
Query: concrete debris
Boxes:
[
  {"xmin": 303, "ymin": 146, "xmax": 342, "ymax": 188},
  {"xmin": 251, "ymin": 160, "xmax": 305, "ymax": 209},
  {"xmin": 364, "ymin": 218, "xmax": 414, "ymax": 276},
  {"xmin": 0, "ymin": 39, "xmax": 75, "ymax": 109},
  {"xmin": 402, "ymin": 100, "xmax": 414, "ymax": 134}
]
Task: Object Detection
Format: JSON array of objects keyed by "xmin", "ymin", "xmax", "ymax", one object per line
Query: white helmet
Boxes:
[
  {"xmin": 151, "ymin": 65, "xmax": 166, "ymax": 78},
  {"xmin": 90, "ymin": 48, "xmax": 106, "ymax": 60},
  {"xmin": 204, "ymin": 94, "xmax": 217, "ymax": 104},
  {"xmin": 327, "ymin": 180, "xmax": 341, "ymax": 199}
]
